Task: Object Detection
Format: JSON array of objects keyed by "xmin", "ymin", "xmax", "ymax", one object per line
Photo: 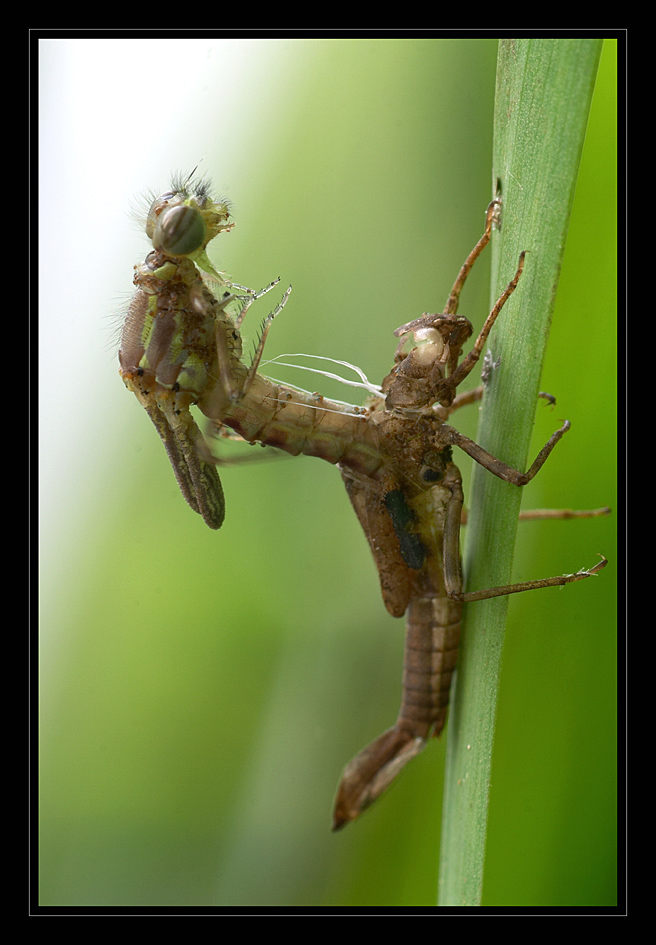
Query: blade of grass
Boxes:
[{"xmin": 437, "ymin": 37, "xmax": 604, "ymax": 907}]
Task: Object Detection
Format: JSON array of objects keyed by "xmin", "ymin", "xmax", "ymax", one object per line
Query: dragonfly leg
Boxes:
[
  {"xmin": 232, "ymin": 277, "xmax": 282, "ymax": 328},
  {"xmin": 240, "ymin": 285, "xmax": 292, "ymax": 397},
  {"xmin": 445, "ymin": 250, "xmax": 526, "ymax": 391},
  {"xmin": 443, "ymin": 199, "xmax": 500, "ymax": 315},
  {"xmin": 440, "ymin": 462, "xmax": 608, "ymax": 603},
  {"xmin": 205, "ymin": 281, "xmax": 291, "ymax": 405},
  {"xmin": 443, "ymin": 387, "xmax": 556, "ymax": 420},
  {"xmin": 454, "ymin": 555, "xmax": 608, "ymax": 603},
  {"xmin": 518, "ymin": 506, "xmax": 611, "ymax": 521},
  {"xmin": 444, "ymin": 418, "xmax": 571, "ymax": 487}
]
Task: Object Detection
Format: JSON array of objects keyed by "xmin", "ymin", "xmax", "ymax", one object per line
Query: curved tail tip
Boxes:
[{"xmin": 331, "ymin": 727, "xmax": 427, "ymax": 830}]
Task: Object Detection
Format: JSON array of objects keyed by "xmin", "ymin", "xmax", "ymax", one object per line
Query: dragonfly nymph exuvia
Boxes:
[{"xmin": 119, "ymin": 174, "xmax": 608, "ymax": 829}]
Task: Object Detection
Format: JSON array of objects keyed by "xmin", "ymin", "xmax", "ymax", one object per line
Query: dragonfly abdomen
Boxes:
[
  {"xmin": 399, "ymin": 595, "xmax": 461, "ymax": 739},
  {"xmin": 216, "ymin": 374, "xmax": 388, "ymax": 477}
]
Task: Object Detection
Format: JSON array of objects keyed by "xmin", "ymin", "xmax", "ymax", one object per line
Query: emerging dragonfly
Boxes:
[{"xmin": 119, "ymin": 175, "xmax": 608, "ymax": 829}]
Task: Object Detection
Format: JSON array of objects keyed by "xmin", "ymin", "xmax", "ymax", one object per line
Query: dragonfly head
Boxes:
[{"xmin": 145, "ymin": 176, "xmax": 234, "ymax": 265}]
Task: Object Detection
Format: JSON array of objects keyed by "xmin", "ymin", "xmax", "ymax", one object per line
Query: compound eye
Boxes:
[
  {"xmin": 152, "ymin": 204, "xmax": 206, "ymax": 256},
  {"xmin": 145, "ymin": 191, "xmax": 177, "ymax": 240}
]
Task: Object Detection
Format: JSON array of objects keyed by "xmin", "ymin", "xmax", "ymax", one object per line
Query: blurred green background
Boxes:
[{"xmin": 39, "ymin": 38, "xmax": 617, "ymax": 907}]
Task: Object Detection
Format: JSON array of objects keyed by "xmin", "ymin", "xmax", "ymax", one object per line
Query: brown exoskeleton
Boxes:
[{"xmin": 119, "ymin": 179, "xmax": 608, "ymax": 830}]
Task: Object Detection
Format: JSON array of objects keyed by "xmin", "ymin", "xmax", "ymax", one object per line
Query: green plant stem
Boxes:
[{"xmin": 437, "ymin": 38, "xmax": 603, "ymax": 907}]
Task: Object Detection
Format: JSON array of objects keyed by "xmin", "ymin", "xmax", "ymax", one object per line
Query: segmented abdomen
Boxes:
[
  {"xmin": 398, "ymin": 595, "xmax": 461, "ymax": 739},
  {"xmin": 213, "ymin": 373, "xmax": 388, "ymax": 478}
]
